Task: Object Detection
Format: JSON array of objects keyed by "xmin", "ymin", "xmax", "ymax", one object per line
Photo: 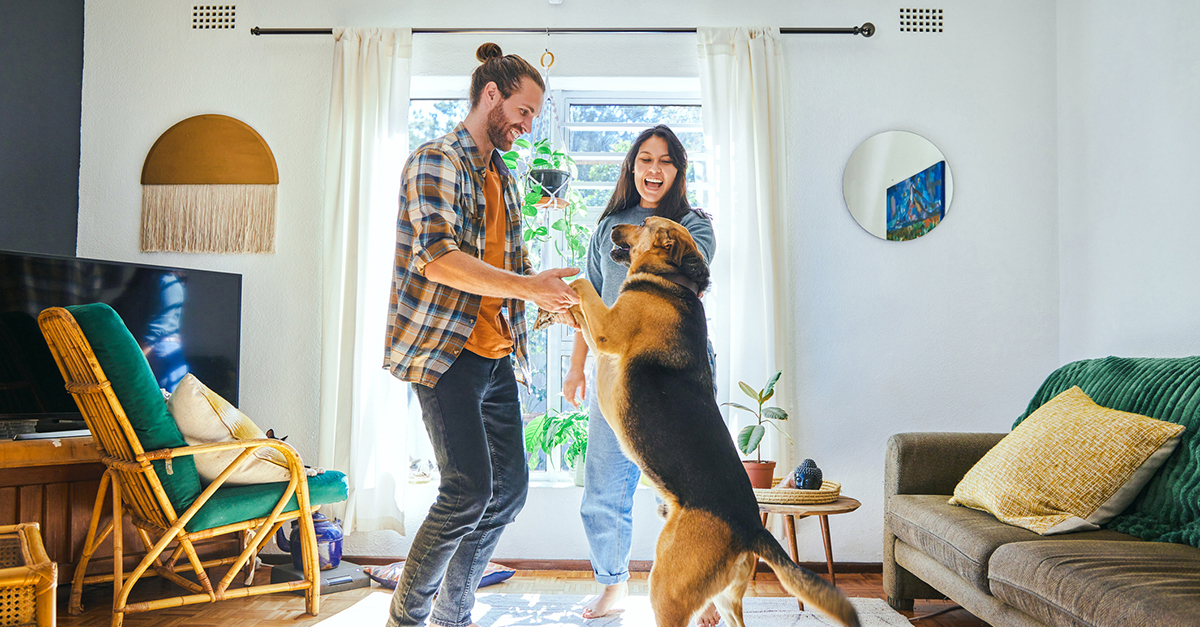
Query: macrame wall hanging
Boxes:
[{"xmin": 140, "ymin": 114, "xmax": 278, "ymax": 253}]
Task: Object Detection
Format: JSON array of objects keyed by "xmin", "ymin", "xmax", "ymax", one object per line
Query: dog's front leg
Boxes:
[{"xmin": 569, "ymin": 278, "xmax": 620, "ymax": 355}]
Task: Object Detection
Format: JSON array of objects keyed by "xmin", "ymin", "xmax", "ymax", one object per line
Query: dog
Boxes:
[{"xmin": 560, "ymin": 217, "xmax": 860, "ymax": 627}]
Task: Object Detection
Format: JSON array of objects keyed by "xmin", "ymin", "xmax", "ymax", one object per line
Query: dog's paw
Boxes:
[{"xmin": 531, "ymin": 307, "xmax": 558, "ymax": 332}]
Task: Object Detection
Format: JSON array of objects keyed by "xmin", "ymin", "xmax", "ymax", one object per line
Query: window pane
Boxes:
[
  {"xmin": 575, "ymin": 161, "xmax": 623, "ymax": 184},
  {"xmin": 575, "ymin": 187, "xmax": 614, "ymax": 209},
  {"xmin": 408, "ymin": 100, "xmax": 470, "ymax": 147},
  {"xmin": 569, "ymin": 130, "xmax": 704, "ymax": 155},
  {"xmin": 570, "ymin": 104, "xmax": 703, "ymax": 125}
]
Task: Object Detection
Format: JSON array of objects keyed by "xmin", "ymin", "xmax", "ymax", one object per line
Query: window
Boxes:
[{"xmin": 405, "ymin": 92, "xmax": 707, "ymax": 479}]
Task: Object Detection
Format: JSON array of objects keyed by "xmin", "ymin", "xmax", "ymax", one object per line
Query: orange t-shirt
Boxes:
[{"xmin": 462, "ymin": 162, "xmax": 514, "ymax": 358}]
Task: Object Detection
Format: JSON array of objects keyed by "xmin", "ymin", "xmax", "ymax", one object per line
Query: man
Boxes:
[{"xmin": 384, "ymin": 43, "xmax": 579, "ymax": 627}]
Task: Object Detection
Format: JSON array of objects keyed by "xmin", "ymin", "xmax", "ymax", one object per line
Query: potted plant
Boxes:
[
  {"xmin": 503, "ymin": 138, "xmax": 591, "ymax": 268},
  {"xmin": 524, "ymin": 406, "xmax": 589, "ymax": 486},
  {"xmin": 723, "ymin": 370, "xmax": 793, "ymax": 489}
]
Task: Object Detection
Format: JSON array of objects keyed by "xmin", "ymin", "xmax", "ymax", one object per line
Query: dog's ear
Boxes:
[
  {"xmin": 655, "ymin": 229, "xmax": 685, "ymax": 267},
  {"xmin": 681, "ymin": 251, "xmax": 710, "ymax": 294}
]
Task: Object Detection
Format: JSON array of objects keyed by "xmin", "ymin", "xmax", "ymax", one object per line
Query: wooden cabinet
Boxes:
[{"xmin": 0, "ymin": 436, "xmax": 237, "ymax": 584}]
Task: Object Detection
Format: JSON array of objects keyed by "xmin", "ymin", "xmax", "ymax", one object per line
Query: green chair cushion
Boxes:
[
  {"xmin": 67, "ymin": 303, "xmax": 203, "ymax": 512},
  {"xmin": 184, "ymin": 470, "xmax": 350, "ymax": 532},
  {"xmin": 1015, "ymin": 356, "xmax": 1200, "ymax": 547}
]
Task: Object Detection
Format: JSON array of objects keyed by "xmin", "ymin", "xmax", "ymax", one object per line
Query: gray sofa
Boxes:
[
  {"xmin": 884, "ymin": 431, "xmax": 1200, "ymax": 626},
  {"xmin": 882, "ymin": 354, "xmax": 1200, "ymax": 626}
]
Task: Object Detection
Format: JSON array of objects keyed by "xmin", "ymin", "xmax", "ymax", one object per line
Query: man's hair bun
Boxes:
[{"xmin": 476, "ymin": 43, "xmax": 503, "ymax": 62}]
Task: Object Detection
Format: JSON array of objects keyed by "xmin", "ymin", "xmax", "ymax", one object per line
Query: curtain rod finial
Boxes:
[{"xmin": 859, "ymin": 22, "xmax": 875, "ymax": 37}]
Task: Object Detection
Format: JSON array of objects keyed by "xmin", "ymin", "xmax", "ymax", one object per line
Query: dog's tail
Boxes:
[{"xmin": 748, "ymin": 530, "xmax": 861, "ymax": 627}]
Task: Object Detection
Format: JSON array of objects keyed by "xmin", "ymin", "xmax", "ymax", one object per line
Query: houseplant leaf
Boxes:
[
  {"xmin": 737, "ymin": 425, "xmax": 766, "ymax": 456},
  {"xmin": 722, "ymin": 402, "xmax": 757, "ymax": 414},
  {"xmin": 763, "ymin": 370, "xmax": 782, "ymax": 399},
  {"xmin": 738, "ymin": 381, "xmax": 759, "ymax": 402},
  {"xmin": 762, "ymin": 407, "xmax": 789, "ymax": 421}
]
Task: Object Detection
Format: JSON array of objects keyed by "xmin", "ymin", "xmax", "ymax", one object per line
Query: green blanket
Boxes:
[{"xmin": 1015, "ymin": 356, "xmax": 1200, "ymax": 547}]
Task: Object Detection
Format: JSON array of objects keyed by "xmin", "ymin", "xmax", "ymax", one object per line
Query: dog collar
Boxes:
[{"xmin": 660, "ymin": 272, "xmax": 700, "ymax": 295}]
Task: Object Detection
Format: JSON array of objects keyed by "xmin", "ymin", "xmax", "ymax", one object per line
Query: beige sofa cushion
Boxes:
[
  {"xmin": 990, "ymin": 540, "xmax": 1200, "ymax": 627},
  {"xmin": 887, "ymin": 494, "xmax": 1139, "ymax": 594}
]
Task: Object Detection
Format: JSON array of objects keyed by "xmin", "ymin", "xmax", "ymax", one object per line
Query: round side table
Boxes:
[{"xmin": 757, "ymin": 495, "xmax": 861, "ymax": 586}]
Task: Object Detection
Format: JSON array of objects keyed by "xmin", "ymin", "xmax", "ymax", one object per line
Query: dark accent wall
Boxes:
[{"xmin": 0, "ymin": 0, "xmax": 84, "ymax": 256}]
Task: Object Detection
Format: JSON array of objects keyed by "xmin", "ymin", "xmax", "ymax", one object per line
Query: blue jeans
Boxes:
[
  {"xmin": 387, "ymin": 350, "xmax": 529, "ymax": 627},
  {"xmin": 579, "ymin": 340, "xmax": 717, "ymax": 586},
  {"xmin": 579, "ymin": 384, "xmax": 641, "ymax": 585}
]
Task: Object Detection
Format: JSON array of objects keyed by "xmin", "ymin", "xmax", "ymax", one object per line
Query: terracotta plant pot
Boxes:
[{"xmin": 742, "ymin": 460, "xmax": 777, "ymax": 489}]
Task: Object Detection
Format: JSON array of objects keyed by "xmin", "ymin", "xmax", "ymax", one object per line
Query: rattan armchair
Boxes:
[{"xmin": 38, "ymin": 304, "xmax": 346, "ymax": 627}]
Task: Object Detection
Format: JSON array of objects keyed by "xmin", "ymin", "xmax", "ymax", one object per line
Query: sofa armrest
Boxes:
[
  {"xmin": 885, "ymin": 432, "xmax": 1006, "ymax": 497},
  {"xmin": 883, "ymin": 431, "xmax": 1006, "ymax": 609}
]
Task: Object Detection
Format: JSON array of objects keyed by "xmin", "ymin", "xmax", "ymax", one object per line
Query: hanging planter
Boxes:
[{"xmin": 530, "ymin": 168, "xmax": 572, "ymax": 208}]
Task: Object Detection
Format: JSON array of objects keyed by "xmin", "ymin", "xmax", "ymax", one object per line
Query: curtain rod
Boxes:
[{"xmin": 250, "ymin": 24, "xmax": 876, "ymax": 37}]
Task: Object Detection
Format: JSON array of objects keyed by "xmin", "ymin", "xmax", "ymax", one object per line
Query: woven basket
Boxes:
[{"xmin": 754, "ymin": 480, "xmax": 841, "ymax": 505}]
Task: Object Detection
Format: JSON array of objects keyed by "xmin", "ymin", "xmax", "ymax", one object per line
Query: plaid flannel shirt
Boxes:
[{"xmin": 383, "ymin": 123, "xmax": 533, "ymax": 388}]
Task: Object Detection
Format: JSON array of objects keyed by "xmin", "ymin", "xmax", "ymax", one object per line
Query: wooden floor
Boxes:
[{"xmin": 58, "ymin": 566, "xmax": 990, "ymax": 627}]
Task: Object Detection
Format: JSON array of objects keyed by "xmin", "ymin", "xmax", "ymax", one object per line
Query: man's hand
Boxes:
[{"xmin": 525, "ymin": 268, "xmax": 581, "ymax": 313}]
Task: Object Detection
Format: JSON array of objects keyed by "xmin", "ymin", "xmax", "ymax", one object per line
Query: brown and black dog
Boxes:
[{"xmin": 560, "ymin": 216, "xmax": 860, "ymax": 627}]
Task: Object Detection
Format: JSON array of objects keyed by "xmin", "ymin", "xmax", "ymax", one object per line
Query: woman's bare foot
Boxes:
[
  {"xmin": 696, "ymin": 601, "xmax": 721, "ymax": 627},
  {"xmin": 581, "ymin": 582, "xmax": 628, "ymax": 619}
]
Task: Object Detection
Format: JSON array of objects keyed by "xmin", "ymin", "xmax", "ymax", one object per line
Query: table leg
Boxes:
[
  {"xmin": 784, "ymin": 515, "xmax": 798, "ymax": 563},
  {"xmin": 819, "ymin": 514, "xmax": 835, "ymax": 586},
  {"xmin": 755, "ymin": 513, "xmax": 769, "ymax": 580}
]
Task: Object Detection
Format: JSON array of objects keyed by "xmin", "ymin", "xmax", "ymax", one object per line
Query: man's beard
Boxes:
[{"xmin": 485, "ymin": 104, "xmax": 517, "ymax": 151}]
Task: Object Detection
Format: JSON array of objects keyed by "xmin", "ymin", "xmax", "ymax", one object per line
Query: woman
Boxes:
[{"xmin": 564, "ymin": 125, "xmax": 720, "ymax": 624}]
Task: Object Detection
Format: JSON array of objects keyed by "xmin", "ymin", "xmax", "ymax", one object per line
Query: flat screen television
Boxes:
[{"xmin": 0, "ymin": 249, "xmax": 241, "ymax": 433}]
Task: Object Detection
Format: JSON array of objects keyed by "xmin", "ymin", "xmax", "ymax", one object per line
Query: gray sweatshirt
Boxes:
[{"xmin": 585, "ymin": 205, "xmax": 716, "ymax": 307}]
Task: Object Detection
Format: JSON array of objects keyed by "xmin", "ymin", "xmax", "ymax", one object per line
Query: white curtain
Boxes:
[
  {"xmin": 319, "ymin": 27, "xmax": 414, "ymax": 534},
  {"xmin": 697, "ymin": 28, "xmax": 793, "ymax": 472}
]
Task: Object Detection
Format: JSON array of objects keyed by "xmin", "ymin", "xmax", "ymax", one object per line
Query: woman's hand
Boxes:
[{"xmin": 563, "ymin": 366, "xmax": 587, "ymax": 409}]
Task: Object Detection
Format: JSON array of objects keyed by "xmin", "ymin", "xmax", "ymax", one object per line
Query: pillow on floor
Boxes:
[
  {"xmin": 950, "ymin": 386, "xmax": 1184, "ymax": 535},
  {"xmin": 364, "ymin": 560, "xmax": 515, "ymax": 589},
  {"xmin": 168, "ymin": 373, "xmax": 291, "ymax": 485}
]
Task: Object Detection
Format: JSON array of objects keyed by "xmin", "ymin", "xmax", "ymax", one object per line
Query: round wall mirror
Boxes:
[{"xmin": 842, "ymin": 131, "xmax": 953, "ymax": 241}]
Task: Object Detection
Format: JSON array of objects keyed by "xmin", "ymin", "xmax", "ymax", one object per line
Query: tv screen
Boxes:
[{"xmin": 0, "ymin": 250, "xmax": 242, "ymax": 422}]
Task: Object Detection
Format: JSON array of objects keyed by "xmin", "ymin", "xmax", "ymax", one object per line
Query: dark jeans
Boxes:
[{"xmin": 386, "ymin": 350, "xmax": 529, "ymax": 627}]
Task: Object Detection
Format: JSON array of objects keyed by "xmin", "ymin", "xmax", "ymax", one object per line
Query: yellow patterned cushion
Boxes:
[
  {"xmin": 950, "ymin": 386, "xmax": 1184, "ymax": 535},
  {"xmin": 168, "ymin": 374, "xmax": 291, "ymax": 485}
]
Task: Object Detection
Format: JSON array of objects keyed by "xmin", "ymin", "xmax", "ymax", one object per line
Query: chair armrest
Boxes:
[
  {"xmin": 145, "ymin": 438, "xmax": 306, "ymax": 470},
  {"xmin": 885, "ymin": 432, "xmax": 1006, "ymax": 497},
  {"xmin": 142, "ymin": 438, "xmax": 313, "ymax": 532}
]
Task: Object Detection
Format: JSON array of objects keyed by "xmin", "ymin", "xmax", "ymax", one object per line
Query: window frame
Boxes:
[{"xmin": 403, "ymin": 88, "xmax": 707, "ymax": 482}]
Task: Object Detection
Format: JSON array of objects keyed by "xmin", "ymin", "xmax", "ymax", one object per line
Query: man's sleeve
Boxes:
[{"xmin": 405, "ymin": 146, "xmax": 464, "ymax": 276}]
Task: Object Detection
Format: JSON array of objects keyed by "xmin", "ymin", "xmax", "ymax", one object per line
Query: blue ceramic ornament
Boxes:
[{"xmin": 793, "ymin": 458, "xmax": 823, "ymax": 490}]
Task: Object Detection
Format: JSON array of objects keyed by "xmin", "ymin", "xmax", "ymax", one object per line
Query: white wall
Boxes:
[
  {"xmin": 79, "ymin": 0, "xmax": 1061, "ymax": 564},
  {"xmin": 1057, "ymin": 1, "xmax": 1200, "ymax": 362}
]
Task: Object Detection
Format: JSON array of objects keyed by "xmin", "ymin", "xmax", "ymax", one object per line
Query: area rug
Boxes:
[{"xmin": 316, "ymin": 591, "xmax": 910, "ymax": 626}]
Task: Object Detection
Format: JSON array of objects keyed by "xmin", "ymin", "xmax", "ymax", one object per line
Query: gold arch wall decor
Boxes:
[{"xmin": 140, "ymin": 114, "xmax": 279, "ymax": 253}]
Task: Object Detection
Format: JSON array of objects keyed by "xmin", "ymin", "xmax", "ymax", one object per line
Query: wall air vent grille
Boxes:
[
  {"xmin": 193, "ymin": 5, "xmax": 236, "ymax": 30},
  {"xmin": 900, "ymin": 8, "xmax": 943, "ymax": 33}
]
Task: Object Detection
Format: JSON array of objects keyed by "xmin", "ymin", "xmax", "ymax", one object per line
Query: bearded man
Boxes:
[{"xmin": 383, "ymin": 42, "xmax": 580, "ymax": 627}]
